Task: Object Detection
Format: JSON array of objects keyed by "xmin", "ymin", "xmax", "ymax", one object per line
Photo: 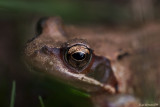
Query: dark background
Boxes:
[{"xmin": 0, "ymin": 0, "xmax": 160, "ymax": 107}]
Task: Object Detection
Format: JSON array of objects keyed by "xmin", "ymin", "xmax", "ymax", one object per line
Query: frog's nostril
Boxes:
[{"xmin": 72, "ymin": 52, "xmax": 86, "ymax": 61}]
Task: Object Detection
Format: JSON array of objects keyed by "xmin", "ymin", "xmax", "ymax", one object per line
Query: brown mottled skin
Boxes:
[{"xmin": 24, "ymin": 17, "xmax": 139, "ymax": 107}]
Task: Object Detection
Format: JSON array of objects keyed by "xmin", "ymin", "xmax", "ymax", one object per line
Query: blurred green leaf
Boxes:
[
  {"xmin": 0, "ymin": 1, "xmax": 130, "ymax": 23},
  {"xmin": 10, "ymin": 80, "xmax": 16, "ymax": 107},
  {"xmin": 38, "ymin": 96, "xmax": 45, "ymax": 107}
]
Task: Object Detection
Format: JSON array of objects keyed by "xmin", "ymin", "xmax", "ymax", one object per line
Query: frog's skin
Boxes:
[{"xmin": 24, "ymin": 17, "xmax": 138, "ymax": 107}]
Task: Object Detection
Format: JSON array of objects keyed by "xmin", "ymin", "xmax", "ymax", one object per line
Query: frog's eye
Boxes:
[{"xmin": 65, "ymin": 44, "xmax": 92, "ymax": 70}]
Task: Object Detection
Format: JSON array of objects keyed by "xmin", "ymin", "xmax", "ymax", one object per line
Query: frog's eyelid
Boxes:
[
  {"xmin": 65, "ymin": 38, "xmax": 90, "ymax": 48},
  {"xmin": 67, "ymin": 44, "xmax": 93, "ymax": 55},
  {"xmin": 67, "ymin": 43, "xmax": 90, "ymax": 49}
]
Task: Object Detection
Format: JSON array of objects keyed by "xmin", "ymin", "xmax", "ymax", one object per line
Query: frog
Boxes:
[{"xmin": 24, "ymin": 17, "xmax": 139, "ymax": 107}]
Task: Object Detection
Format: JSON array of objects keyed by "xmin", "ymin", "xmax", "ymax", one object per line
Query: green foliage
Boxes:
[
  {"xmin": 39, "ymin": 96, "xmax": 45, "ymax": 107},
  {"xmin": 0, "ymin": 0, "xmax": 130, "ymax": 24},
  {"xmin": 10, "ymin": 81, "xmax": 16, "ymax": 107}
]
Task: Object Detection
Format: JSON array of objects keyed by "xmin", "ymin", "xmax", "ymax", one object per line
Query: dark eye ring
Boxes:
[{"xmin": 64, "ymin": 44, "xmax": 92, "ymax": 70}]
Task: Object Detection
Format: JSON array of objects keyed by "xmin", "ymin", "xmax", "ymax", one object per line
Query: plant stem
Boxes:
[
  {"xmin": 39, "ymin": 96, "xmax": 45, "ymax": 107},
  {"xmin": 10, "ymin": 80, "xmax": 16, "ymax": 107}
]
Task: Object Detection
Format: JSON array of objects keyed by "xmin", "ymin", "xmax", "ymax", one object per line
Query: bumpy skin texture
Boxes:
[{"xmin": 24, "ymin": 17, "xmax": 139, "ymax": 106}]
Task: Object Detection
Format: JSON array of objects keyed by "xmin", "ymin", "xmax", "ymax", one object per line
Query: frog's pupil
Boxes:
[{"xmin": 72, "ymin": 52, "xmax": 85, "ymax": 60}]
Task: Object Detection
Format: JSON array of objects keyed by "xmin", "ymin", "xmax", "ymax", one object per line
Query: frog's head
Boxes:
[{"xmin": 24, "ymin": 17, "xmax": 118, "ymax": 94}]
